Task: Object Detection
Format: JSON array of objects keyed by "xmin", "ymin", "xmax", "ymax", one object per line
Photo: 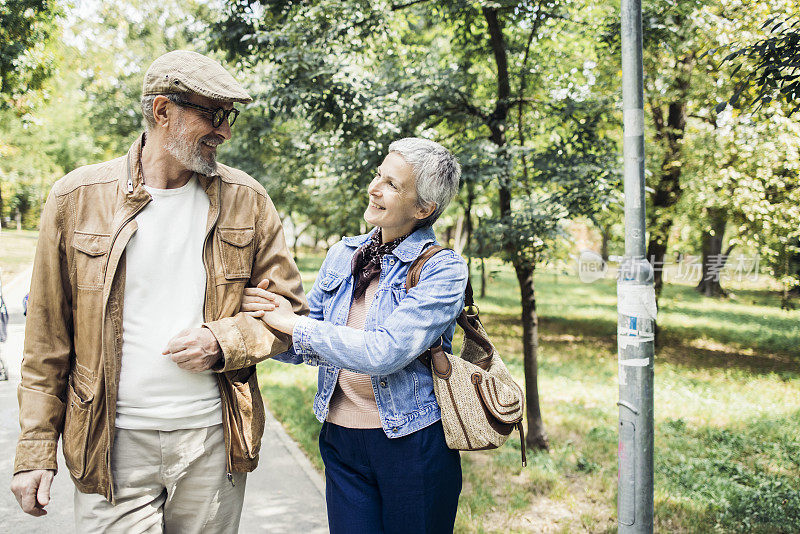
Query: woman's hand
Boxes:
[{"xmin": 242, "ymin": 280, "xmax": 300, "ymax": 335}]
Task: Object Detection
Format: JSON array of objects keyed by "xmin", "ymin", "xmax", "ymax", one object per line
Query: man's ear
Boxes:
[{"xmin": 152, "ymin": 95, "xmax": 171, "ymax": 128}]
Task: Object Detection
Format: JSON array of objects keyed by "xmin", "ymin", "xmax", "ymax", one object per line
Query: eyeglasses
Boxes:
[{"xmin": 171, "ymin": 100, "xmax": 240, "ymax": 128}]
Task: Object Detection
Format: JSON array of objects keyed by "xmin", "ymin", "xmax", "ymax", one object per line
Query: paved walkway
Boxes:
[{"xmin": 0, "ymin": 267, "xmax": 328, "ymax": 533}]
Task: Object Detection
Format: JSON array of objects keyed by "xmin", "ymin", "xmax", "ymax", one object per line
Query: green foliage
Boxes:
[
  {"xmin": 718, "ymin": 10, "xmax": 800, "ymax": 113},
  {"xmin": 75, "ymin": 0, "xmax": 218, "ymax": 156},
  {"xmin": 213, "ymin": 1, "xmax": 619, "ymax": 257},
  {"xmin": 0, "ymin": 0, "xmax": 61, "ymax": 112},
  {"xmin": 0, "ymin": 0, "xmax": 217, "ymax": 226}
]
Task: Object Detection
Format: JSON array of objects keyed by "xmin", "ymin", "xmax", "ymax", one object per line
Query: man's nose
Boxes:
[{"xmin": 215, "ymin": 119, "xmax": 232, "ymax": 140}]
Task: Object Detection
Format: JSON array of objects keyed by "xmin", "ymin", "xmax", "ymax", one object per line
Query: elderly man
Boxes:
[{"xmin": 9, "ymin": 50, "xmax": 307, "ymax": 533}]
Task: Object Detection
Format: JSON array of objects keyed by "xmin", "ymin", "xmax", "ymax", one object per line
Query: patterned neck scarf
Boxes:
[{"xmin": 351, "ymin": 229, "xmax": 410, "ymax": 300}]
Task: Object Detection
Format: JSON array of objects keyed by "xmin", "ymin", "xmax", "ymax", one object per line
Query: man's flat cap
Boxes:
[{"xmin": 142, "ymin": 50, "xmax": 252, "ymax": 103}]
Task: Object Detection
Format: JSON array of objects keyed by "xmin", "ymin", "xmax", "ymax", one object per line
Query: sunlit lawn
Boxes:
[
  {"xmin": 0, "ymin": 229, "xmax": 39, "ymax": 282},
  {"xmin": 260, "ymin": 255, "xmax": 800, "ymax": 533}
]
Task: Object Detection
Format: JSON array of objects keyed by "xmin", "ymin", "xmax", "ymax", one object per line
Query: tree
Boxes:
[
  {"xmin": 0, "ymin": 0, "xmax": 60, "ymax": 111},
  {"xmin": 214, "ymin": 0, "xmax": 618, "ymax": 451},
  {"xmin": 0, "ymin": 0, "xmax": 215, "ymax": 226},
  {"xmin": 0, "ymin": 0, "xmax": 60, "ymax": 225}
]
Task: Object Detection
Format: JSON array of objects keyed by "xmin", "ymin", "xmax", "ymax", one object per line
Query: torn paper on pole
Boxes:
[
  {"xmin": 617, "ymin": 284, "xmax": 657, "ymax": 320},
  {"xmin": 617, "ymin": 284, "xmax": 657, "ymax": 351}
]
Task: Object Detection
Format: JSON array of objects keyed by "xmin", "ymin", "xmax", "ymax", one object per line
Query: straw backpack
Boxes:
[{"xmin": 408, "ymin": 246, "xmax": 527, "ymax": 466}]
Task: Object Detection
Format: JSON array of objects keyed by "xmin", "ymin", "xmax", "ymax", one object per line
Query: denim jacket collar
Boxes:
[{"xmin": 341, "ymin": 226, "xmax": 437, "ymax": 263}]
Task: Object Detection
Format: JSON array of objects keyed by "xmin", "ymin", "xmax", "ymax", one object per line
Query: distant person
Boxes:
[
  {"xmin": 0, "ymin": 273, "xmax": 8, "ymax": 381},
  {"xmin": 242, "ymin": 138, "xmax": 466, "ymax": 533},
  {"xmin": 10, "ymin": 50, "xmax": 307, "ymax": 533}
]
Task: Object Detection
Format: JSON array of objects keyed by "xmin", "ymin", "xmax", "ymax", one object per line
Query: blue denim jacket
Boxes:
[{"xmin": 275, "ymin": 226, "xmax": 468, "ymax": 438}]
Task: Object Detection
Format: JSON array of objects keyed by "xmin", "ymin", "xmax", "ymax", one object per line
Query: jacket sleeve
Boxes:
[
  {"xmin": 15, "ymin": 190, "xmax": 73, "ymax": 474},
  {"xmin": 271, "ymin": 249, "xmax": 333, "ymax": 367},
  {"xmin": 204, "ymin": 193, "xmax": 309, "ymax": 372},
  {"xmin": 291, "ymin": 251, "xmax": 468, "ymax": 376}
]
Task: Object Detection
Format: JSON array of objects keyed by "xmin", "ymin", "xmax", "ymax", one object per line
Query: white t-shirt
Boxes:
[{"xmin": 115, "ymin": 176, "xmax": 222, "ymax": 430}]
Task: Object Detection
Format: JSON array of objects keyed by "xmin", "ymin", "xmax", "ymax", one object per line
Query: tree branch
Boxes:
[
  {"xmin": 482, "ymin": 6, "xmax": 511, "ymax": 148},
  {"xmin": 454, "ymin": 89, "xmax": 488, "ymax": 121},
  {"xmin": 518, "ymin": 1, "xmax": 543, "ymax": 190},
  {"xmin": 538, "ymin": 10, "xmax": 593, "ymax": 27},
  {"xmin": 391, "ymin": 0, "xmax": 430, "ymax": 10},
  {"xmin": 689, "ymin": 113, "xmax": 718, "ymax": 127}
]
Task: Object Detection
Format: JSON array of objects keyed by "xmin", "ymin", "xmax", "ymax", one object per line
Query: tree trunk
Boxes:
[
  {"xmin": 444, "ymin": 225, "xmax": 453, "ymax": 248},
  {"xmin": 482, "ymin": 5, "xmax": 548, "ymax": 451},
  {"xmin": 647, "ymin": 54, "xmax": 691, "ymax": 298},
  {"xmin": 647, "ymin": 100, "xmax": 687, "ymax": 297},
  {"xmin": 514, "ymin": 261, "xmax": 549, "ymax": 450},
  {"xmin": 464, "ymin": 190, "xmax": 474, "ymax": 272},
  {"xmin": 696, "ymin": 208, "xmax": 729, "ymax": 297},
  {"xmin": 600, "ymin": 223, "xmax": 611, "ymax": 263},
  {"xmin": 480, "ymin": 257, "xmax": 487, "ymax": 298},
  {"xmin": 453, "ymin": 214, "xmax": 465, "ymax": 255}
]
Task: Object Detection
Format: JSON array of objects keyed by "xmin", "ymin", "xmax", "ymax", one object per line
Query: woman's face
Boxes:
[{"xmin": 364, "ymin": 152, "xmax": 433, "ymax": 243}]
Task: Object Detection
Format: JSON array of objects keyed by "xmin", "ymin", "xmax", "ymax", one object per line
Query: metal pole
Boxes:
[{"xmin": 618, "ymin": 0, "xmax": 656, "ymax": 532}]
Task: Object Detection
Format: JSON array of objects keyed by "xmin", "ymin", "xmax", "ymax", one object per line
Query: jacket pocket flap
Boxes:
[
  {"xmin": 475, "ymin": 373, "xmax": 523, "ymax": 425},
  {"xmin": 218, "ymin": 227, "xmax": 255, "ymax": 248},
  {"xmin": 72, "ymin": 232, "xmax": 110, "ymax": 256},
  {"xmin": 318, "ymin": 272, "xmax": 346, "ymax": 291}
]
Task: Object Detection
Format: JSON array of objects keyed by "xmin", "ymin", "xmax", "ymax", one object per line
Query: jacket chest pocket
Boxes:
[
  {"xmin": 390, "ymin": 281, "xmax": 408, "ymax": 305},
  {"xmin": 217, "ymin": 227, "xmax": 255, "ymax": 280},
  {"xmin": 72, "ymin": 231, "xmax": 110, "ymax": 291},
  {"xmin": 318, "ymin": 272, "xmax": 346, "ymax": 317}
]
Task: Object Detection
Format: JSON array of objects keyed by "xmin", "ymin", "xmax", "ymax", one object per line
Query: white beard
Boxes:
[{"xmin": 164, "ymin": 116, "xmax": 218, "ymax": 176}]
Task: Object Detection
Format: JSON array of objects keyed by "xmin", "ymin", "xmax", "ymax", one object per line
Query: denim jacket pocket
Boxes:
[
  {"xmin": 218, "ymin": 227, "xmax": 255, "ymax": 280},
  {"xmin": 318, "ymin": 271, "xmax": 346, "ymax": 316},
  {"xmin": 72, "ymin": 231, "xmax": 110, "ymax": 291},
  {"xmin": 389, "ymin": 280, "xmax": 408, "ymax": 305}
]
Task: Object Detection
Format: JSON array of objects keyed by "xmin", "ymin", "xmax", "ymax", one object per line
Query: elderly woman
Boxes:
[{"xmin": 242, "ymin": 138, "xmax": 467, "ymax": 534}]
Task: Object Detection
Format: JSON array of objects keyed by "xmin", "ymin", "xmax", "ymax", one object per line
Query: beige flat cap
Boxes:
[{"xmin": 142, "ymin": 50, "xmax": 252, "ymax": 103}]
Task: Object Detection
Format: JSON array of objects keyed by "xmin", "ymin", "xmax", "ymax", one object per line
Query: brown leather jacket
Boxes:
[{"xmin": 14, "ymin": 134, "xmax": 308, "ymax": 502}]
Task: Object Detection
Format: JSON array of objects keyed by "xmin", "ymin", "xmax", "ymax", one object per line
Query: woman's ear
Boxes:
[{"xmin": 415, "ymin": 201, "xmax": 436, "ymax": 221}]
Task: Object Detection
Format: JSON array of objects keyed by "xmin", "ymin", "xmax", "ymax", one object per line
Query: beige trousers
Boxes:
[{"xmin": 74, "ymin": 424, "xmax": 246, "ymax": 533}]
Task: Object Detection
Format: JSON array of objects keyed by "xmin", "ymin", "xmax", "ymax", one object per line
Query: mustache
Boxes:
[{"xmin": 200, "ymin": 134, "xmax": 225, "ymax": 147}]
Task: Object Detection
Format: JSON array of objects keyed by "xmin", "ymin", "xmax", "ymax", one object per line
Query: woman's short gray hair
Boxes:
[{"xmin": 388, "ymin": 137, "xmax": 461, "ymax": 228}]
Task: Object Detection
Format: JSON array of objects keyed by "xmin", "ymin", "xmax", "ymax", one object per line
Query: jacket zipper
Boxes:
[
  {"xmin": 104, "ymin": 196, "xmax": 152, "ymax": 504},
  {"xmin": 201, "ymin": 179, "xmax": 233, "ymax": 484}
]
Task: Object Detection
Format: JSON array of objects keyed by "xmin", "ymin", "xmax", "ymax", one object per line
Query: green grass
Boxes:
[
  {"xmin": 0, "ymin": 229, "xmax": 38, "ymax": 282},
  {"xmin": 259, "ymin": 254, "xmax": 800, "ymax": 533}
]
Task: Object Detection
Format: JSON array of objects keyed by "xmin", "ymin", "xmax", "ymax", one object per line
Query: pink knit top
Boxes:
[{"xmin": 326, "ymin": 277, "xmax": 382, "ymax": 428}]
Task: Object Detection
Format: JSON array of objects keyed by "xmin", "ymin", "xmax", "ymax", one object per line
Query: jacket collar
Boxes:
[{"xmin": 342, "ymin": 226, "xmax": 438, "ymax": 263}]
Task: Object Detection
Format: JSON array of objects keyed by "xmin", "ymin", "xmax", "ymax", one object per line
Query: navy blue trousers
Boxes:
[{"xmin": 319, "ymin": 420, "xmax": 462, "ymax": 534}]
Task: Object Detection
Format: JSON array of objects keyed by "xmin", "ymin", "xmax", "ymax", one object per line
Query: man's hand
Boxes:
[
  {"xmin": 10, "ymin": 469, "xmax": 55, "ymax": 516},
  {"xmin": 163, "ymin": 327, "xmax": 222, "ymax": 372}
]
